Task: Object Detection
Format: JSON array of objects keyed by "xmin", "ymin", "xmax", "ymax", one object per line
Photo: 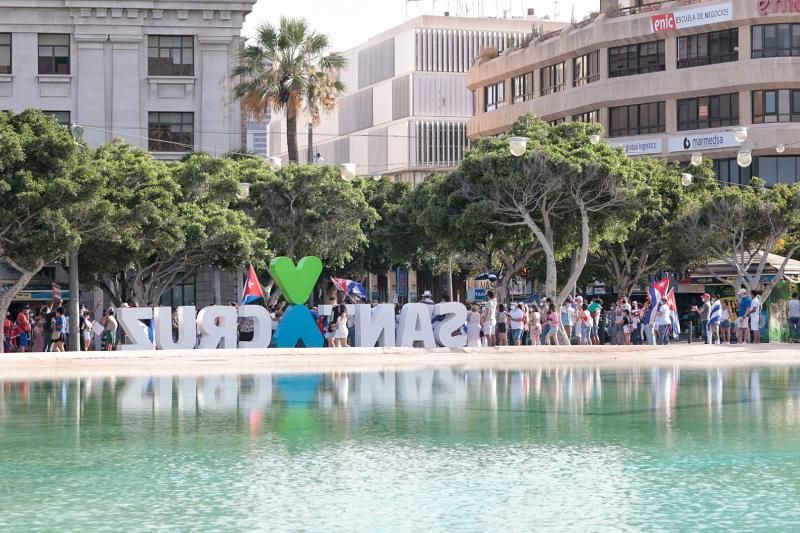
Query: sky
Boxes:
[{"xmin": 243, "ymin": 0, "xmax": 600, "ymax": 51}]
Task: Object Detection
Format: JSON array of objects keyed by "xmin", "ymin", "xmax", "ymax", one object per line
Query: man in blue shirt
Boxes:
[{"xmin": 737, "ymin": 287, "xmax": 751, "ymax": 344}]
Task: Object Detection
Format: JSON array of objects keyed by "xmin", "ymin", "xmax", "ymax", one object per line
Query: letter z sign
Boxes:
[{"xmin": 651, "ymin": 13, "xmax": 676, "ymax": 32}]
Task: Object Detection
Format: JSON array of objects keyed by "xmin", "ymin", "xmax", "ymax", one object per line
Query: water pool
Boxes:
[{"xmin": 1, "ymin": 366, "xmax": 800, "ymax": 531}]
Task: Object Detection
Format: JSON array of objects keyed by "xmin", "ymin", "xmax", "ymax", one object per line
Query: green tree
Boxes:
[
  {"xmin": 80, "ymin": 143, "xmax": 269, "ymax": 306},
  {"xmin": 453, "ymin": 115, "xmax": 637, "ymax": 312},
  {"xmin": 232, "ymin": 17, "xmax": 346, "ymax": 163},
  {"xmin": 682, "ymin": 179, "xmax": 800, "ymax": 301},
  {"xmin": 590, "ymin": 157, "xmax": 718, "ymax": 297},
  {"xmin": 0, "ymin": 110, "xmax": 104, "ymax": 351},
  {"xmin": 246, "ymin": 163, "xmax": 377, "ymax": 269}
]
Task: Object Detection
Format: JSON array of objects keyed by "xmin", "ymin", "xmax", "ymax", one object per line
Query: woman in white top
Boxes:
[
  {"xmin": 466, "ymin": 304, "xmax": 482, "ymax": 347},
  {"xmin": 529, "ymin": 304, "xmax": 542, "ymax": 346},
  {"xmin": 332, "ymin": 304, "xmax": 349, "ymax": 347},
  {"xmin": 748, "ymin": 291, "xmax": 762, "ymax": 343}
]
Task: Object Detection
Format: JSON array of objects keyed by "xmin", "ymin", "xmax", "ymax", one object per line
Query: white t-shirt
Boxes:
[
  {"xmin": 788, "ymin": 299, "xmax": 800, "ymax": 318},
  {"xmin": 509, "ymin": 308, "xmax": 525, "ymax": 330},
  {"xmin": 749, "ymin": 297, "xmax": 761, "ymax": 327},
  {"xmin": 483, "ymin": 298, "xmax": 497, "ymax": 325},
  {"xmin": 656, "ymin": 303, "xmax": 671, "ymax": 326},
  {"xmin": 566, "ymin": 305, "xmax": 577, "ymax": 326}
]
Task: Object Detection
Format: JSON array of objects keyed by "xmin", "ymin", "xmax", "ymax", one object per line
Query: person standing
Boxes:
[
  {"xmin": 720, "ymin": 301, "xmax": 732, "ymax": 344},
  {"xmin": 588, "ymin": 299, "xmax": 603, "ymax": 345},
  {"xmin": 104, "ymin": 308, "xmax": 118, "ymax": 351},
  {"xmin": 331, "ymin": 304, "xmax": 349, "ymax": 348},
  {"xmin": 642, "ymin": 296, "xmax": 656, "ymax": 346},
  {"xmin": 481, "ymin": 291, "xmax": 498, "ymax": 347},
  {"xmin": 693, "ymin": 294, "xmax": 712, "ymax": 344},
  {"xmin": 509, "ymin": 303, "xmax": 525, "ymax": 346},
  {"xmin": 16, "ymin": 305, "xmax": 31, "ymax": 353},
  {"xmin": 656, "ymin": 296, "xmax": 672, "ymax": 345},
  {"xmin": 529, "ymin": 304, "xmax": 542, "ymax": 346},
  {"xmin": 748, "ymin": 290, "xmax": 762, "ymax": 344},
  {"xmin": 496, "ymin": 304, "xmax": 509, "ymax": 346},
  {"xmin": 466, "ymin": 304, "xmax": 482, "ymax": 348},
  {"xmin": 787, "ymin": 292, "xmax": 800, "ymax": 343},
  {"xmin": 52, "ymin": 307, "xmax": 66, "ymax": 352},
  {"xmin": 622, "ymin": 309, "xmax": 632, "ymax": 345},
  {"xmin": 543, "ymin": 303, "xmax": 560, "ymax": 345},
  {"xmin": 737, "ymin": 288, "xmax": 751, "ymax": 344},
  {"xmin": 561, "ymin": 297, "xmax": 575, "ymax": 345}
]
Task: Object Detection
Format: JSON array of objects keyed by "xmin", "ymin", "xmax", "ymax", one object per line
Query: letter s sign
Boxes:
[{"xmin": 651, "ymin": 13, "xmax": 676, "ymax": 32}]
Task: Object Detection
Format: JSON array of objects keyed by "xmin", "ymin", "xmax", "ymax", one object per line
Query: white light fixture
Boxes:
[
  {"xmin": 690, "ymin": 152, "xmax": 703, "ymax": 166},
  {"xmin": 737, "ymin": 149, "xmax": 752, "ymax": 168},
  {"xmin": 681, "ymin": 173, "xmax": 693, "ymax": 187},
  {"xmin": 238, "ymin": 182, "xmax": 251, "ymax": 199},
  {"xmin": 733, "ymin": 127, "xmax": 748, "ymax": 143},
  {"xmin": 372, "ymin": 174, "xmax": 383, "ymax": 182},
  {"xmin": 508, "ymin": 136, "xmax": 528, "ymax": 157},
  {"xmin": 267, "ymin": 156, "xmax": 282, "ymax": 171},
  {"xmin": 69, "ymin": 124, "xmax": 84, "ymax": 140},
  {"xmin": 340, "ymin": 163, "xmax": 357, "ymax": 181},
  {"xmin": 588, "ymin": 134, "xmax": 601, "ymax": 145},
  {"xmin": 776, "ymin": 144, "xmax": 786, "ymax": 154}
]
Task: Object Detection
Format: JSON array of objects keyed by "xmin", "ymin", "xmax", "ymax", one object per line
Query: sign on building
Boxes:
[
  {"xmin": 611, "ymin": 138, "xmax": 663, "ymax": 156},
  {"xmin": 667, "ymin": 131, "xmax": 741, "ymax": 152},
  {"xmin": 651, "ymin": 2, "xmax": 733, "ymax": 32}
]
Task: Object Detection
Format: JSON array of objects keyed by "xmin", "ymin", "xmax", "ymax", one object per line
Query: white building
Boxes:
[
  {"xmin": 269, "ymin": 14, "xmax": 567, "ymax": 186},
  {"xmin": 0, "ymin": 0, "xmax": 255, "ymax": 158}
]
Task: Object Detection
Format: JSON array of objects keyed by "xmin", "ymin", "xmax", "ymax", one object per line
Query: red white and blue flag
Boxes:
[
  {"xmin": 241, "ymin": 264, "xmax": 266, "ymax": 305},
  {"xmin": 666, "ymin": 288, "xmax": 681, "ymax": 338},
  {"xmin": 331, "ymin": 277, "xmax": 368, "ymax": 300},
  {"xmin": 644, "ymin": 278, "xmax": 671, "ymax": 325}
]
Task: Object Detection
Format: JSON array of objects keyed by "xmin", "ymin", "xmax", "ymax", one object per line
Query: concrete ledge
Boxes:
[{"xmin": 0, "ymin": 344, "xmax": 799, "ymax": 380}]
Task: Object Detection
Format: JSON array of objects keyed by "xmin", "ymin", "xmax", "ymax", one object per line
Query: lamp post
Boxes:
[
  {"xmin": 508, "ymin": 136, "xmax": 528, "ymax": 157},
  {"xmin": 340, "ymin": 163, "xmax": 357, "ymax": 181},
  {"xmin": 267, "ymin": 156, "xmax": 282, "ymax": 171}
]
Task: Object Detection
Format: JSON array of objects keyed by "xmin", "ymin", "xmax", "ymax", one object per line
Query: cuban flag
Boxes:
[
  {"xmin": 331, "ymin": 277, "xmax": 369, "ymax": 300},
  {"xmin": 241, "ymin": 264, "xmax": 266, "ymax": 305},
  {"xmin": 708, "ymin": 298, "xmax": 721, "ymax": 341},
  {"xmin": 644, "ymin": 278, "xmax": 671, "ymax": 325},
  {"xmin": 666, "ymin": 288, "xmax": 681, "ymax": 339}
]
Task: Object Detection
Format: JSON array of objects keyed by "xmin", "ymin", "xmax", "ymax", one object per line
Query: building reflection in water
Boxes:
[{"xmin": 2, "ymin": 365, "xmax": 800, "ymax": 447}]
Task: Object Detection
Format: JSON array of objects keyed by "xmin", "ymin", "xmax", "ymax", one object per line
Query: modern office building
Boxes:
[
  {"xmin": 269, "ymin": 14, "xmax": 567, "ymax": 186},
  {"xmin": 0, "ymin": 0, "xmax": 254, "ymax": 158},
  {"xmin": 467, "ymin": 0, "xmax": 800, "ymax": 186}
]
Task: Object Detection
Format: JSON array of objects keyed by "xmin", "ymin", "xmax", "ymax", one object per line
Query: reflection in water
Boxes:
[{"xmin": 2, "ymin": 366, "xmax": 800, "ymax": 530}]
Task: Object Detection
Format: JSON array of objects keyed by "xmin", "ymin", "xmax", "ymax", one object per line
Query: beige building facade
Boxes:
[{"xmin": 467, "ymin": 0, "xmax": 800, "ymax": 185}]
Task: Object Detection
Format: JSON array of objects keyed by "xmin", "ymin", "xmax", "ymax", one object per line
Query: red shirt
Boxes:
[{"xmin": 17, "ymin": 311, "xmax": 30, "ymax": 332}]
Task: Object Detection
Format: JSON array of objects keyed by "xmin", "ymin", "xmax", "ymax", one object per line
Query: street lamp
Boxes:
[
  {"xmin": 267, "ymin": 156, "xmax": 282, "ymax": 171},
  {"xmin": 69, "ymin": 123, "xmax": 84, "ymax": 140},
  {"xmin": 690, "ymin": 152, "xmax": 703, "ymax": 166},
  {"xmin": 372, "ymin": 174, "xmax": 383, "ymax": 182},
  {"xmin": 776, "ymin": 144, "xmax": 786, "ymax": 154},
  {"xmin": 238, "ymin": 182, "xmax": 251, "ymax": 199},
  {"xmin": 737, "ymin": 149, "xmax": 752, "ymax": 168},
  {"xmin": 340, "ymin": 163, "xmax": 357, "ymax": 181},
  {"xmin": 588, "ymin": 134, "xmax": 601, "ymax": 145},
  {"xmin": 733, "ymin": 127, "xmax": 748, "ymax": 143},
  {"xmin": 508, "ymin": 136, "xmax": 528, "ymax": 157},
  {"xmin": 681, "ymin": 173, "xmax": 693, "ymax": 187}
]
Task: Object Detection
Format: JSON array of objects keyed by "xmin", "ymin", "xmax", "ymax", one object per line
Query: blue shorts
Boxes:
[
  {"xmin": 18, "ymin": 331, "xmax": 29, "ymax": 347},
  {"xmin": 510, "ymin": 329, "xmax": 523, "ymax": 343}
]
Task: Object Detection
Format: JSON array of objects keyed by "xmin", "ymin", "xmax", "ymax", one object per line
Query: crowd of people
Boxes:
[{"xmin": 3, "ymin": 288, "xmax": 799, "ymax": 352}]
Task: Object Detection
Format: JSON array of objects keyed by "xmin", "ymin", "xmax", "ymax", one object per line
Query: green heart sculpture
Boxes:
[{"xmin": 268, "ymin": 256, "xmax": 323, "ymax": 305}]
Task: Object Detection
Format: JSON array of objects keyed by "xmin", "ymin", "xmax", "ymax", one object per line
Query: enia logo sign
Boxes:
[
  {"xmin": 115, "ymin": 256, "xmax": 470, "ymax": 351},
  {"xmin": 650, "ymin": 3, "xmax": 732, "ymax": 32},
  {"xmin": 757, "ymin": 0, "xmax": 800, "ymax": 15}
]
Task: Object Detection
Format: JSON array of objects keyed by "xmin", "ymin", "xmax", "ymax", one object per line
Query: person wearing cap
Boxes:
[
  {"xmin": 481, "ymin": 290, "xmax": 498, "ymax": 347},
  {"xmin": 692, "ymin": 294, "xmax": 712, "ymax": 344},
  {"xmin": 747, "ymin": 289, "xmax": 762, "ymax": 344},
  {"xmin": 419, "ymin": 290, "xmax": 435, "ymax": 321},
  {"xmin": 736, "ymin": 287, "xmax": 751, "ymax": 344}
]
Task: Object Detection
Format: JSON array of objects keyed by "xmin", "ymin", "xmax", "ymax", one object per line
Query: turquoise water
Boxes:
[{"xmin": 2, "ymin": 367, "xmax": 800, "ymax": 531}]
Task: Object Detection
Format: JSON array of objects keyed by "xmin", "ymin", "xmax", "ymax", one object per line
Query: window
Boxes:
[
  {"xmin": 755, "ymin": 156, "xmax": 800, "ymax": 186},
  {"xmin": 677, "ymin": 93, "xmax": 739, "ymax": 130},
  {"xmin": 713, "ymin": 158, "xmax": 752, "ymax": 185},
  {"xmin": 148, "ymin": 36, "xmax": 194, "ymax": 76},
  {"xmin": 511, "ymin": 72, "xmax": 534, "ymax": 103},
  {"xmin": 573, "ymin": 51, "xmax": 600, "ymax": 86},
  {"xmin": 415, "ymin": 121, "xmax": 468, "ymax": 166},
  {"xmin": 0, "ymin": 34, "xmax": 10, "ymax": 74},
  {"xmin": 540, "ymin": 62, "xmax": 565, "ymax": 96},
  {"xmin": 548, "ymin": 118, "xmax": 565, "ymax": 126},
  {"xmin": 609, "ymin": 102, "xmax": 666, "ymax": 137},
  {"xmin": 573, "ymin": 110, "xmax": 599, "ymax": 123},
  {"xmin": 678, "ymin": 28, "xmax": 738, "ymax": 68},
  {"xmin": 43, "ymin": 111, "xmax": 70, "ymax": 125},
  {"xmin": 608, "ymin": 41, "xmax": 665, "ymax": 78},
  {"xmin": 159, "ymin": 276, "xmax": 196, "ymax": 308},
  {"xmin": 148, "ymin": 112, "xmax": 194, "ymax": 152},
  {"xmin": 38, "ymin": 34, "xmax": 70, "ymax": 75},
  {"xmin": 752, "ymin": 24, "xmax": 800, "ymax": 58},
  {"xmin": 484, "ymin": 81, "xmax": 505, "ymax": 112},
  {"xmin": 752, "ymin": 89, "xmax": 800, "ymax": 123}
]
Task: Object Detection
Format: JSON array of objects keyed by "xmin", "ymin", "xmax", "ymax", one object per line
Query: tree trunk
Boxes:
[
  {"xmin": 286, "ymin": 108, "xmax": 298, "ymax": 163},
  {"xmin": 68, "ymin": 249, "xmax": 80, "ymax": 352},
  {"xmin": 0, "ymin": 262, "xmax": 43, "ymax": 353}
]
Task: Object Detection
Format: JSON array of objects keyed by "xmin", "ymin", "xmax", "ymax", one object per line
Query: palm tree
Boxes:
[{"xmin": 232, "ymin": 17, "xmax": 346, "ymax": 163}]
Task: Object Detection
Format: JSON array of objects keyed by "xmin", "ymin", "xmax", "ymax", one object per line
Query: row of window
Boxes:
[
  {"xmin": 0, "ymin": 34, "xmax": 195, "ymax": 76},
  {"xmin": 480, "ymin": 24, "xmax": 799, "ymax": 113},
  {"xmin": 39, "ymin": 110, "xmax": 194, "ymax": 152},
  {"xmin": 714, "ymin": 156, "xmax": 800, "ymax": 186}
]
